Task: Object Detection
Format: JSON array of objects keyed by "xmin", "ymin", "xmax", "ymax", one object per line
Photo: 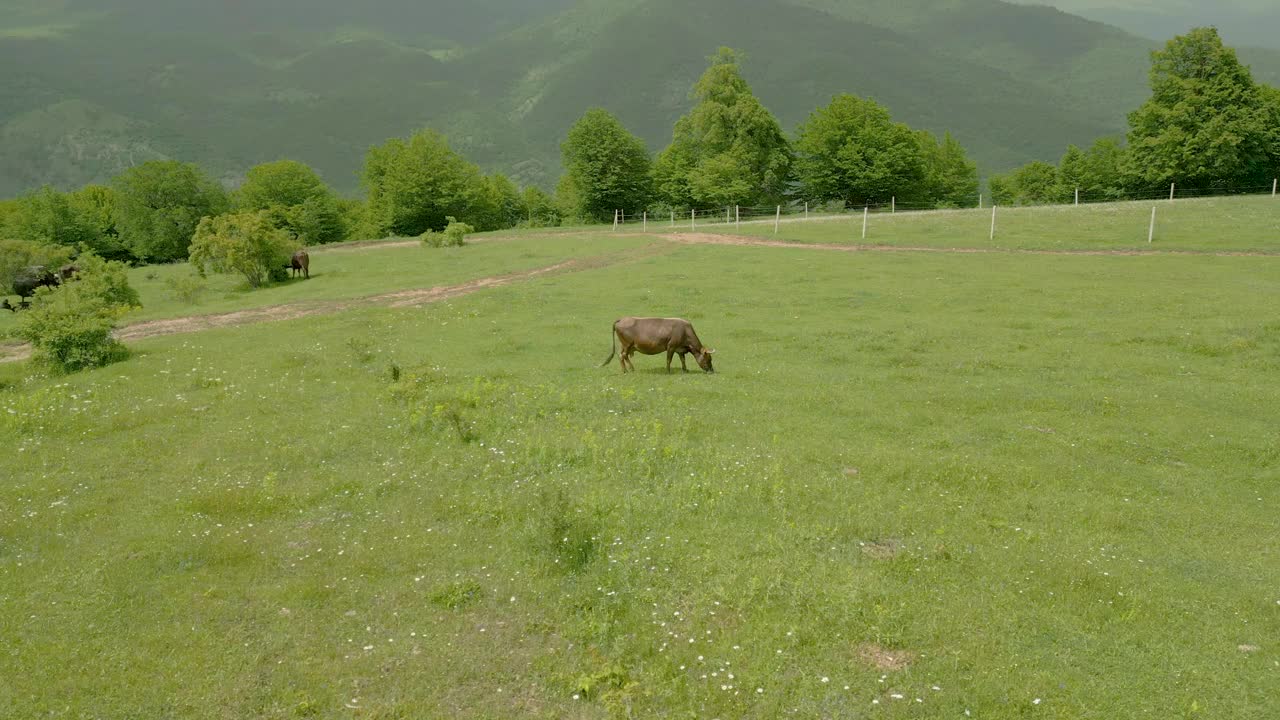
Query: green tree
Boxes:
[
  {"xmin": 113, "ymin": 161, "xmax": 229, "ymax": 262},
  {"xmin": 69, "ymin": 185, "xmax": 131, "ymax": 261},
  {"xmin": 794, "ymin": 94, "xmax": 925, "ymax": 207},
  {"xmin": 467, "ymin": 174, "xmax": 525, "ymax": 231},
  {"xmin": 1056, "ymin": 145, "xmax": 1087, "ymax": 201},
  {"xmin": 560, "ymin": 108, "xmax": 652, "ymax": 222},
  {"xmin": 4, "ymin": 186, "xmax": 97, "ymax": 249},
  {"xmin": 361, "ymin": 129, "xmax": 482, "ymax": 238},
  {"xmin": 653, "ymin": 48, "xmax": 791, "ymax": 208},
  {"xmin": 919, "ymin": 131, "xmax": 979, "ymax": 207},
  {"xmin": 520, "ymin": 186, "xmax": 560, "ymax": 227},
  {"xmin": 238, "ymin": 160, "xmax": 347, "ymax": 245},
  {"xmin": 1003, "ymin": 161, "xmax": 1061, "ymax": 204},
  {"xmin": 1127, "ymin": 27, "xmax": 1274, "ymax": 190},
  {"xmin": 16, "ymin": 252, "xmax": 140, "ymax": 372},
  {"xmin": 189, "ymin": 212, "xmax": 298, "ymax": 288},
  {"xmin": 1081, "ymin": 138, "xmax": 1128, "ymax": 200}
]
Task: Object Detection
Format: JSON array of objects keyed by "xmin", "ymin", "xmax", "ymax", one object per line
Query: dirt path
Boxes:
[{"xmin": 0, "ymin": 244, "xmax": 669, "ymax": 363}]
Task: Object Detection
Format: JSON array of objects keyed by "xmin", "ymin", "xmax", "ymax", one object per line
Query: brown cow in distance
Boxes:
[
  {"xmin": 602, "ymin": 317, "xmax": 715, "ymax": 373},
  {"xmin": 290, "ymin": 250, "xmax": 310, "ymax": 279}
]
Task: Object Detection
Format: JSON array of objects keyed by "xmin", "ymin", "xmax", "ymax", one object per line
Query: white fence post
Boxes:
[
  {"xmin": 691, "ymin": 209, "xmax": 695, "ymax": 231},
  {"xmin": 862, "ymin": 205, "xmax": 868, "ymax": 240},
  {"xmin": 643, "ymin": 211, "xmax": 647, "ymax": 232},
  {"xmin": 613, "ymin": 209, "xmax": 618, "ymax": 231},
  {"xmin": 736, "ymin": 205, "xmax": 740, "ymax": 231},
  {"xmin": 670, "ymin": 210, "xmax": 675, "ymax": 229},
  {"xmin": 1148, "ymin": 205, "xmax": 1157, "ymax": 243},
  {"xmin": 1273, "ymin": 178, "xmax": 1277, "ymax": 197},
  {"xmin": 1075, "ymin": 188, "xmax": 1079, "ymax": 206},
  {"xmin": 978, "ymin": 194, "xmax": 983, "ymax": 209},
  {"xmin": 1170, "ymin": 183, "xmax": 1175, "ymax": 202},
  {"xmin": 891, "ymin": 196, "xmax": 896, "ymax": 214},
  {"xmin": 773, "ymin": 206, "xmax": 780, "ymax": 234},
  {"xmin": 990, "ymin": 205, "xmax": 997, "ymax": 241},
  {"xmin": 805, "ymin": 201, "xmax": 809, "ymax": 220}
]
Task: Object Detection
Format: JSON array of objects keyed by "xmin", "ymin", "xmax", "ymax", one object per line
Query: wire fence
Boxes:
[{"xmin": 603, "ymin": 181, "xmax": 1280, "ymax": 238}]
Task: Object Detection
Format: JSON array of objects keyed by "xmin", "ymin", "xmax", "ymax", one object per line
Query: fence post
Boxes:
[
  {"xmin": 643, "ymin": 211, "xmax": 647, "ymax": 232},
  {"xmin": 1075, "ymin": 188, "xmax": 1079, "ymax": 206},
  {"xmin": 774, "ymin": 206, "xmax": 780, "ymax": 234},
  {"xmin": 736, "ymin": 205, "xmax": 740, "ymax": 231},
  {"xmin": 891, "ymin": 196, "xmax": 896, "ymax": 214},
  {"xmin": 1148, "ymin": 205, "xmax": 1156, "ymax": 243},
  {"xmin": 1273, "ymin": 178, "xmax": 1277, "ymax": 197},
  {"xmin": 805, "ymin": 201, "xmax": 809, "ymax": 220},
  {"xmin": 671, "ymin": 210, "xmax": 675, "ymax": 229},
  {"xmin": 1170, "ymin": 183, "xmax": 1175, "ymax": 202},
  {"xmin": 691, "ymin": 209, "xmax": 695, "ymax": 231},
  {"xmin": 990, "ymin": 205, "xmax": 997, "ymax": 241},
  {"xmin": 862, "ymin": 205, "xmax": 868, "ymax": 240},
  {"xmin": 726, "ymin": 207, "xmax": 730, "ymax": 225},
  {"xmin": 613, "ymin": 209, "xmax": 618, "ymax": 231}
]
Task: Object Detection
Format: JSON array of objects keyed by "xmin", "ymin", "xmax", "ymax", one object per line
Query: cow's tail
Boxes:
[{"xmin": 601, "ymin": 322, "xmax": 617, "ymax": 367}]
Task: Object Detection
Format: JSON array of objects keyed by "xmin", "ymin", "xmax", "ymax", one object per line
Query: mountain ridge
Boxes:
[{"xmin": 1, "ymin": 0, "xmax": 1276, "ymax": 197}]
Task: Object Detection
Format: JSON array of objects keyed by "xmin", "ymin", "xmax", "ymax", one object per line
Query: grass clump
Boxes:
[{"xmin": 420, "ymin": 216, "xmax": 474, "ymax": 248}]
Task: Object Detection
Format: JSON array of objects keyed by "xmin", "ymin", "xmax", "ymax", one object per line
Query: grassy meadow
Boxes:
[
  {"xmin": 2, "ymin": 229, "xmax": 1279, "ymax": 718},
  {"xmin": 670, "ymin": 195, "xmax": 1280, "ymax": 253}
]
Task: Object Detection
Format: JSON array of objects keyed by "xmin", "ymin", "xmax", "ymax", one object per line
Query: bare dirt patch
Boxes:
[
  {"xmin": 860, "ymin": 539, "xmax": 904, "ymax": 560},
  {"xmin": 857, "ymin": 643, "xmax": 916, "ymax": 671}
]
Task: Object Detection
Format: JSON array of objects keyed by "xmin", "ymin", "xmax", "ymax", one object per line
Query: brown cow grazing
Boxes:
[
  {"xmin": 290, "ymin": 250, "xmax": 310, "ymax": 279},
  {"xmin": 602, "ymin": 317, "xmax": 715, "ymax": 373}
]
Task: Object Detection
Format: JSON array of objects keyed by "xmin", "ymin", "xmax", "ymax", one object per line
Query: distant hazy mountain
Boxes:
[
  {"xmin": 1, "ymin": 0, "xmax": 1277, "ymax": 197},
  {"xmin": 1013, "ymin": 1, "xmax": 1280, "ymax": 49}
]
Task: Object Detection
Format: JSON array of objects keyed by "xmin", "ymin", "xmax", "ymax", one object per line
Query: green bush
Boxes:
[
  {"xmin": 164, "ymin": 273, "xmax": 208, "ymax": 304},
  {"xmin": 420, "ymin": 216, "xmax": 475, "ymax": 248},
  {"xmin": 16, "ymin": 254, "xmax": 140, "ymax": 372},
  {"xmin": 189, "ymin": 211, "xmax": 298, "ymax": 288}
]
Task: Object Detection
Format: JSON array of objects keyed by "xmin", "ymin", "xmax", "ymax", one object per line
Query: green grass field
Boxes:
[
  {"xmin": 2, "ymin": 222, "xmax": 1279, "ymax": 718},
  {"xmin": 669, "ymin": 195, "xmax": 1280, "ymax": 253}
]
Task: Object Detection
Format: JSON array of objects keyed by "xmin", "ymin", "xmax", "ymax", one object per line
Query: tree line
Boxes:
[
  {"xmin": 991, "ymin": 28, "xmax": 1280, "ymax": 205},
  {"xmin": 3, "ymin": 28, "xmax": 1278, "ymax": 276}
]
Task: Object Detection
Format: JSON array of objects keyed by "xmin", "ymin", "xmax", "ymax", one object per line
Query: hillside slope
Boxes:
[{"xmin": 1, "ymin": 0, "xmax": 1275, "ymax": 196}]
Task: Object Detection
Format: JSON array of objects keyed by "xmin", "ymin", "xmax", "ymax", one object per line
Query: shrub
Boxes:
[
  {"xmin": 189, "ymin": 211, "xmax": 298, "ymax": 288},
  {"xmin": 164, "ymin": 273, "xmax": 208, "ymax": 304},
  {"xmin": 420, "ymin": 216, "xmax": 475, "ymax": 248},
  {"xmin": 16, "ymin": 253, "xmax": 140, "ymax": 372}
]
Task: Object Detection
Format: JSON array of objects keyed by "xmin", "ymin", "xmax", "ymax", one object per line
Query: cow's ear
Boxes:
[{"xmin": 706, "ymin": 348, "xmax": 716, "ymax": 355}]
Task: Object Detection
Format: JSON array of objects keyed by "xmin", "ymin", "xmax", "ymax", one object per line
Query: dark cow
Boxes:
[
  {"xmin": 290, "ymin": 250, "xmax": 310, "ymax": 279},
  {"xmin": 602, "ymin": 317, "xmax": 715, "ymax": 373},
  {"xmin": 5, "ymin": 266, "xmax": 60, "ymax": 310}
]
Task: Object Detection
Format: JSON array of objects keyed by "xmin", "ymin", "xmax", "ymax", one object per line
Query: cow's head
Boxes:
[{"xmin": 696, "ymin": 348, "xmax": 716, "ymax": 373}]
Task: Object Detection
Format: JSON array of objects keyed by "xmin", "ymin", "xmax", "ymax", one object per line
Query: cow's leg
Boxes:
[
  {"xmin": 665, "ymin": 350, "xmax": 675, "ymax": 373},
  {"xmin": 679, "ymin": 352, "xmax": 689, "ymax": 372}
]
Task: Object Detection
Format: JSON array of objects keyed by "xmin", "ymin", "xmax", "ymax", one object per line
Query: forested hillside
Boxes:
[{"xmin": 2, "ymin": 0, "xmax": 1276, "ymax": 196}]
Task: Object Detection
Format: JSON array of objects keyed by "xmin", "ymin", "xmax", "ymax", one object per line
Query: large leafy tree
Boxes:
[
  {"xmin": 1127, "ymin": 27, "xmax": 1274, "ymax": 189},
  {"xmin": 560, "ymin": 109, "xmax": 652, "ymax": 222},
  {"xmin": 794, "ymin": 94, "xmax": 925, "ymax": 206},
  {"xmin": 361, "ymin": 129, "xmax": 483, "ymax": 238},
  {"xmin": 113, "ymin": 161, "xmax": 229, "ymax": 262},
  {"xmin": 237, "ymin": 160, "xmax": 346, "ymax": 245},
  {"xmin": 654, "ymin": 48, "xmax": 792, "ymax": 208},
  {"xmin": 918, "ymin": 131, "xmax": 979, "ymax": 207}
]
